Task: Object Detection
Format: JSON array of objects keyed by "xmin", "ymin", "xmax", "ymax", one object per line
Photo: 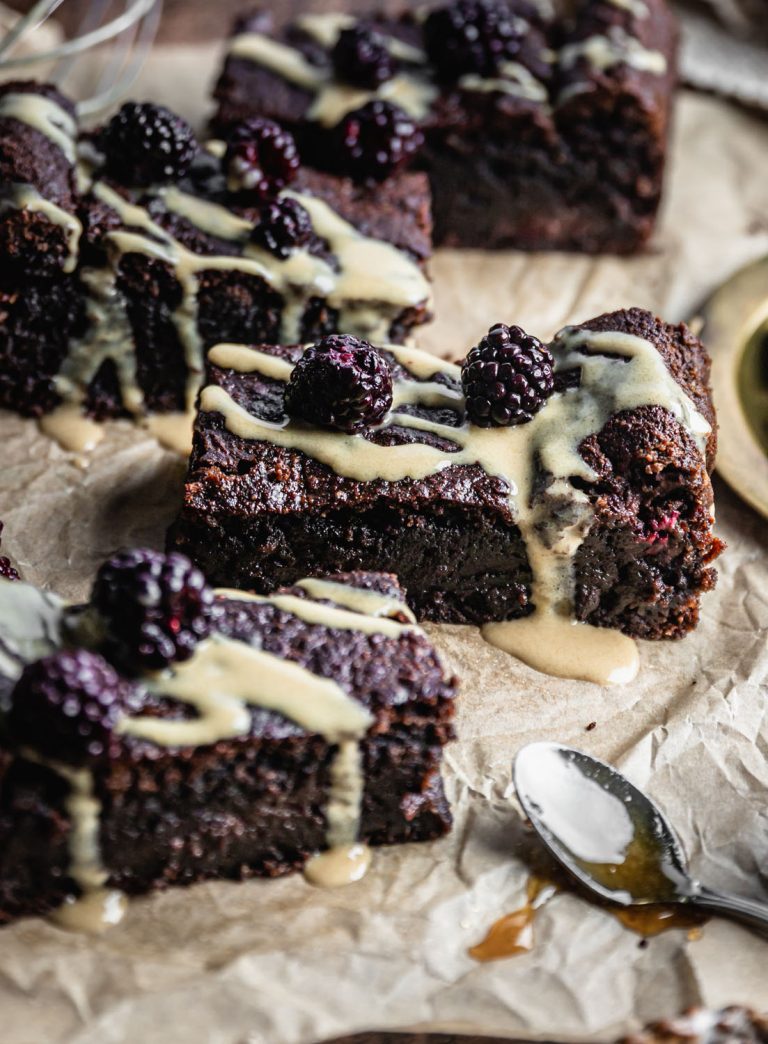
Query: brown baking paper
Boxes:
[{"xmin": 0, "ymin": 44, "xmax": 767, "ymax": 1042}]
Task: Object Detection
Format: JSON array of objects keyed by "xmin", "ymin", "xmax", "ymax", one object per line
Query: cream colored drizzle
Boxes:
[
  {"xmin": 264, "ymin": 592, "xmax": 413, "ymax": 638},
  {"xmin": 0, "ymin": 92, "xmax": 77, "ymax": 161},
  {"xmin": 392, "ymin": 378, "xmax": 464, "ymax": 411},
  {"xmin": 118, "ymin": 625, "xmax": 377, "ymax": 886},
  {"xmin": 308, "ymin": 75, "xmax": 438, "ymax": 128},
  {"xmin": 201, "ymin": 331, "xmax": 710, "ymax": 685},
  {"xmin": 209, "ymin": 339, "xmax": 463, "ymax": 415},
  {"xmin": 227, "ymin": 31, "xmax": 438, "ymax": 127},
  {"xmin": 39, "ymin": 403, "xmax": 105, "ymax": 454},
  {"xmin": 37, "ymin": 167, "xmax": 428, "ymax": 454},
  {"xmin": 119, "ymin": 633, "xmax": 373, "ymax": 747},
  {"xmin": 606, "ymin": 0, "xmax": 649, "ymax": 17},
  {"xmin": 20, "ymin": 750, "xmax": 127, "ymax": 934},
  {"xmin": 160, "ymin": 186, "xmax": 251, "ymax": 241},
  {"xmin": 295, "ymin": 577, "xmax": 418, "ymax": 623},
  {"xmin": 52, "ymin": 263, "xmax": 142, "ymax": 422},
  {"xmin": 304, "ymin": 842, "xmax": 372, "ymax": 887},
  {"xmin": 212, "ymin": 585, "xmax": 416, "ymax": 638},
  {"xmin": 229, "ymin": 32, "xmax": 326, "ymax": 91},
  {"xmin": 209, "ymin": 342, "xmax": 294, "ymax": 380},
  {"xmin": 560, "ymin": 28, "xmax": 667, "ymax": 75},
  {"xmin": 459, "ymin": 62, "xmax": 549, "ymax": 104},
  {"xmin": 387, "ymin": 344, "xmax": 461, "ymax": 381},
  {"xmin": 296, "ymin": 12, "xmax": 426, "ymax": 63},
  {"xmin": 5, "ymin": 185, "xmax": 82, "ymax": 273},
  {"xmin": 143, "ymin": 411, "xmax": 196, "ymax": 456},
  {"xmin": 288, "ymin": 192, "xmax": 431, "ymax": 314}
]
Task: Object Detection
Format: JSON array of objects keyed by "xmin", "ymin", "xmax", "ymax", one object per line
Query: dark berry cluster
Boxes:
[
  {"xmin": 423, "ymin": 0, "xmax": 525, "ymax": 80},
  {"xmin": 0, "ymin": 521, "xmax": 18, "ymax": 581},
  {"xmin": 461, "ymin": 323, "xmax": 554, "ymax": 427},
  {"xmin": 284, "ymin": 335, "xmax": 393, "ymax": 433},
  {"xmin": 8, "ymin": 649, "xmax": 139, "ymax": 763},
  {"xmin": 332, "ymin": 26, "xmax": 396, "ymax": 88},
  {"xmin": 251, "ymin": 197, "xmax": 313, "ymax": 259},
  {"xmin": 335, "ymin": 100, "xmax": 423, "ymax": 182},
  {"xmin": 225, "ymin": 118, "xmax": 300, "ymax": 201},
  {"xmin": 91, "ymin": 549, "xmax": 214, "ymax": 671},
  {"xmin": 100, "ymin": 102, "xmax": 197, "ymax": 187}
]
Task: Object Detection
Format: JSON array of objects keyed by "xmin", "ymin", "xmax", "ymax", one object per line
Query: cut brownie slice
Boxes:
[
  {"xmin": 0, "ymin": 556, "xmax": 456, "ymax": 928},
  {"xmin": 0, "ymin": 81, "xmax": 432, "ymax": 447},
  {"xmin": 168, "ymin": 308, "xmax": 722, "ymax": 683},
  {"xmin": 211, "ymin": 0, "xmax": 678, "ymax": 252}
]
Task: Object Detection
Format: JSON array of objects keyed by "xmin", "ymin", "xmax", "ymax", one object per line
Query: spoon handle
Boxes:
[{"xmin": 689, "ymin": 886, "xmax": 768, "ymax": 937}]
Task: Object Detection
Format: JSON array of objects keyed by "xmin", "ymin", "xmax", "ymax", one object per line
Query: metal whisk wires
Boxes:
[{"xmin": 0, "ymin": 0, "xmax": 162, "ymax": 116}]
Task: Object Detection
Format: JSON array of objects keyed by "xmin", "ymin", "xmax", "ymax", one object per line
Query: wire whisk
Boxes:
[{"xmin": 0, "ymin": 0, "xmax": 162, "ymax": 116}]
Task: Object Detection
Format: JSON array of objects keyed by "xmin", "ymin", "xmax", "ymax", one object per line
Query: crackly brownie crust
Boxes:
[
  {"xmin": 169, "ymin": 307, "xmax": 721, "ymax": 638},
  {"xmin": 0, "ymin": 81, "xmax": 432, "ymax": 422},
  {"xmin": 0, "ymin": 571, "xmax": 456, "ymax": 923},
  {"xmin": 212, "ymin": 0, "xmax": 678, "ymax": 252}
]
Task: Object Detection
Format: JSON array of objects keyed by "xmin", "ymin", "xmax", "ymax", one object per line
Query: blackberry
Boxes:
[
  {"xmin": 284, "ymin": 335, "xmax": 393, "ymax": 433},
  {"xmin": 332, "ymin": 26, "xmax": 396, "ymax": 89},
  {"xmin": 334, "ymin": 101, "xmax": 423, "ymax": 182},
  {"xmin": 8, "ymin": 650, "xmax": 138, "ymax": 763},
  {"xmin": 423, "ymin": 0, "xmax": 525, "ymax": 80},
  {"xmin": 225, "ymin": 118, "xmax": 300, "ymax": 201},
  {"xmin": 251, "ymin": 197, "xmax": 313, "ymax": 259},
  {"xmin": 91, "ymin": 549, "xmax": 214, "ymax": 671},
  {"xmin": 461, "ymin": 324, "xmax": 554, "ymax": 427},
  {"xmin": 0, "ymin": 522, "xmax": 18, "ymax": 581},
  {"xmin": 99, "ymin": 102, "xmax": 197, "ymax": 187}
]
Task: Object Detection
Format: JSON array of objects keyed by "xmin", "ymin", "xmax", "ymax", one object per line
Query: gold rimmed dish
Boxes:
[{"xmin": 699, "ymin": 256, "xmax": 768, "ymax": 519}]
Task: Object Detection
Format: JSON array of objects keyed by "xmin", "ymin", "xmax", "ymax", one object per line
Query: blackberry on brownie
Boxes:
[
  {"xmin": 224, "ymin": 116, "xmax": 300, "ymax": 199},
  {"xmin": 334, "ymin": 100, "xmax": 424, "ymax": 183},
  {"xmin": 98, "ymin": 102, "xmax": 198, "ymax": 186},
  {"xmin": 89, "ymin": 548, "xmax": 214, "ymax": 671},
  {"xmin": 284, "ymin": 334, "xmax": 394, "ymax": 432},
  {"xmin": 461, "ymin": 324, "xmax": 555, "ymax": 427},
  {"xmin": 332, "ymin": 26, "xmax": 396, "ymax": 89},
  {"xmin": 250, "ymin": 196, "xmax": 314, "ymax": 259}
]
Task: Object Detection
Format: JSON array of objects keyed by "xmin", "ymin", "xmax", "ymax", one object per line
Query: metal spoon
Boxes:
[{"xmin": 513, "ymin": 741, "xmax": 768, "ymax": 937}]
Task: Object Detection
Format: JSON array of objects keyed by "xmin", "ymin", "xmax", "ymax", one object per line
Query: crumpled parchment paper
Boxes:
[{"xmin": 0, "ymin": 43, "xmax": 766, "ymax": 1044}]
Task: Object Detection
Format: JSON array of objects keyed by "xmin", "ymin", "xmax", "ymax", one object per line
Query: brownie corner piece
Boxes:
[{"xmin": 0, "ymin": 563, "xmax": 456, "ymax": 926}]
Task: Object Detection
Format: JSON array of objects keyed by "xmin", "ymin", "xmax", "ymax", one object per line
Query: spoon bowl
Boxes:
[{"xmin": 513, "ymin": 742, "xmax": 768, "ymax": 937}]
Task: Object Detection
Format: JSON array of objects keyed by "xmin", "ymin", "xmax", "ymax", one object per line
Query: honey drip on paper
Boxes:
[
  {"xmin": 469, "ymin": 875, "xmax": 706, "ymax": 962},
  {"xmin": 469, "ymin": 876, "xmax": 555, "ymax": 961}
]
